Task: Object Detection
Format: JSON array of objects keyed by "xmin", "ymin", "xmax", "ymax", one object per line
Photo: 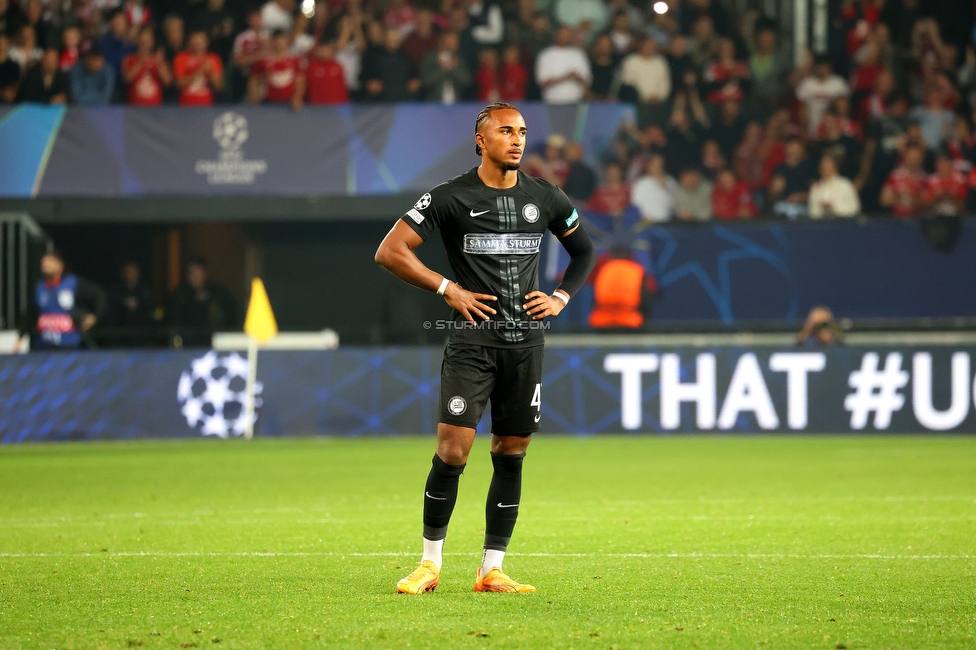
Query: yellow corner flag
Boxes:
[{"xmin": 244, "ymin": 278, "xmax": 278, "ymax": 344}]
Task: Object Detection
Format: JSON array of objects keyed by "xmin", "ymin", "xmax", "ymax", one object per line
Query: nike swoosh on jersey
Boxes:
[
  {"xmin": 496, "ymin": 503, "xmax": 519, "ymax": 508},
  {"xmin": 470, "ymin": 209, "xmax": 490, "ymax": 217},
  {"xmin": 534, "ymin": 414, "xmax": 541, "ymax": 423}
]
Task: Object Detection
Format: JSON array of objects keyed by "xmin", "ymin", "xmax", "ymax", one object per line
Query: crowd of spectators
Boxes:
[
  {"xmin": 1, "ymin": 0, "xmax": 976, "ymax": 217},
  {"xmin": 497, "ymin": 0, "xmax": 976, "ymax": 221}
]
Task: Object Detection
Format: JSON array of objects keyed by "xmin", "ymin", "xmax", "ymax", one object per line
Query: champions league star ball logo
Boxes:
[
  {"xmin": 197, "ymin": 113, "xmax": 267, "ymax": 184},
  {"xmin": 213, "ymin": 112, "xmax": 249, "ymax": 152},
  {"xmin": 414, "ymin": 193, "xmax": 432, "ymax": 211},
  {"xmin": 177, "ymin": 351, "xmax": 263, "ymax": 438}
]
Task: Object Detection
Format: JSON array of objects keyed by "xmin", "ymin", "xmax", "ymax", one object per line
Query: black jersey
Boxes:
[{"xmin": 402, "ymin": 167, "xmax": 580, "ymax": 348}]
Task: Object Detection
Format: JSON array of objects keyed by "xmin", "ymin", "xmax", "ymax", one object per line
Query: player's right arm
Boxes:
[{"xmin": 374, "ymin": 220, "xmax": 498, "ymax": 323}]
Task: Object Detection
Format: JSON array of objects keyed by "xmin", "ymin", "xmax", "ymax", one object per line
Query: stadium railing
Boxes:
[{"xmin": 0, "ymin": 212, "xmax": 49, "ymax": 335}]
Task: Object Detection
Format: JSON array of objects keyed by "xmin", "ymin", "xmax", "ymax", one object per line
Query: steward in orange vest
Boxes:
[{"xmin": 588, "ymin": 248, "xmax": 657, "ymax": 330}]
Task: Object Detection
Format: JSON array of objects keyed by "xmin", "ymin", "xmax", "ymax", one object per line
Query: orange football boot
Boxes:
[
  {"xmin": 473, "ymin": 567, "xmax": 535, "ymax": 593},
  {"xmin": 396, "ymin": 560, "xmax": 439, "ymax": 594}
]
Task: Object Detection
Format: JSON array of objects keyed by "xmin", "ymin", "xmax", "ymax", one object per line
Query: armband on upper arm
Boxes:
[{"xmin": 555, "ymin": 225, "xmax": 596, "ymax": 298}]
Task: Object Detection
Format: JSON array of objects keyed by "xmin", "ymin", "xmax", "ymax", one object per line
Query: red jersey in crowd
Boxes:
[
  {"xmin": 850, "ymin": 60, "xmax": 882, "ymax": 94},
  {"xmin": 122, "ymin": 53, "xmax": 165, "ymax": 106},
  {"xmin": 927, "ymin": 170, "xmax": 968, "ymax": 214},
  {"xmin": 252, "ymin": 54, "xmax": 302, "ymax": 103},
  {"xmin": 500, "ymin": 62, "xmax": 527, "ymax": 101},
  {"xmin": 703, "ymin": 59, "xmax": 749, "ymax": 103},
  {"xmin": 841, "ymin": 0, "xmax": 879, "ymax": 56},
  {"xmin": 883, "ymin": 167, "xmax": 928, "ymax": 217},
  {"xmin": 712, "ymin": 180, "xmax": 757, "ymax": 219},
  {"xmin": 173, "ymin": 52, "xmax": 223, "ymax": 105},
  {"xmin": 475, "ymin": 62, "xmax": 527, "ymax": 102},
  {"xmin": 587, "ymin": 185, "xmax": 631, "ymax": 215},
  {"xmin": 305, "ymin": 56, "xmax": 348, "ymax": 104},
  {"xmin": 526, "ymin": 157, "xmax": 569, "ymax": 186},
  {"xmin": 124, "ymin": 0, "xmax": 152, "ymax": 27},
  {"xmin": 59, "ymin": 47, "xmax": 78, "ymax": 71},
  {"xmin": 384, "ymin": 4, "xmax": 416, "ymax": 31},
  {"xmin": 475, "ymin": 65, "xmax": 501, "ymax": 102},
  {"xmin": 759, "ymin": 140, "xmax": 786, "ymax": 188},
  {"xmin": 232, "ymin": 29, "xmax": 265, "ymax": 74}
]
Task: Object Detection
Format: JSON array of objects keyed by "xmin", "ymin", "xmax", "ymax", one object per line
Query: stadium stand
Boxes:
[{"xmin": 0, "ymin": 0, "xmax": 975, "ymax": 217}]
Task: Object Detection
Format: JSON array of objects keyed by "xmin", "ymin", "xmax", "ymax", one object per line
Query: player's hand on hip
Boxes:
[
  {"xmin": 443, "ymin": 282, "xmax": 497, "ymax": 323},
  {"xmin": 523, "ymin": 291, "xmax": 563, "ymax": 320}
]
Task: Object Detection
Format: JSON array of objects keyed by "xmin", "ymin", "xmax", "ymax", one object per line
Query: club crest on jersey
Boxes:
[
  {"xmin": 522, "ymin": 203, "xmax": 540, "ymax": 223},
  {"xmin": 414, "ymin": 193, "xmax": 432, "ymax": 211},
  {"xmin": 447, "ymin": 395, "xmax": 467, "ymax": 415}
]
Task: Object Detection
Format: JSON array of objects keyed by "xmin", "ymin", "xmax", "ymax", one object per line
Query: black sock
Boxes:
[
  {"xmin": 484, "ymin": 452, "xmax": 525, "ymax": 551},
  {"xmin": 422, "ymin": 454, "xmax": 465, "ymax": 541}
]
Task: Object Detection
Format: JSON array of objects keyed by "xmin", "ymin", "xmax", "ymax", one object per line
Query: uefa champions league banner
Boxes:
[
  {"xmin": 0, "ymin": 103, "xmax": 634, "ymax": 198},
  {"xmin": 2, "ymin": 345, "xmax": 975, "ymax": 443}
]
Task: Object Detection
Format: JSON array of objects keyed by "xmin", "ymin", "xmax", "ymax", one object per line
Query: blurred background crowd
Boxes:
[{"xmin": 1, "ymin": 0, "xmax": 975, "ymax": 218}]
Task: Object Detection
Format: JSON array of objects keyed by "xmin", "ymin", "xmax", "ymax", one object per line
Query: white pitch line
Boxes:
[
  {"xmin": 1, "ymin": 495, "xmax": 972, "ymax": 526},
  {"xmin": 0, "ymin": 551, "xmax": 971, "ymax": 560}
]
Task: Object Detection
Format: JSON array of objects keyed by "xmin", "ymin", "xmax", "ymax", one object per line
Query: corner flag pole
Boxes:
[
  {"xmin": 244, "ymin": 336, "xmax": 259, "ymax": 440},
  {"xmin": 242, "ymin": 278, "xmax": 278, "ymax": 440}
]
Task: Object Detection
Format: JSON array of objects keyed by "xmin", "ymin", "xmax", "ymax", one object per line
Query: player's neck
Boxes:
[{"xmin": 477, "ymin": 162, "xmax": 518, "ymax": 190}]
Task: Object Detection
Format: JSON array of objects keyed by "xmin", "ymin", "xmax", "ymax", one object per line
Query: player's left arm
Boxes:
[{"xmin": 524, "ymin": 220, "xmax": 595, "ymax": 320}]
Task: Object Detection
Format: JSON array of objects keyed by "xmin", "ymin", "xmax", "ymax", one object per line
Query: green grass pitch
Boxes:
[{"xmin": 1, "ymin": 435, "xmax": 974, "ymax": 649}]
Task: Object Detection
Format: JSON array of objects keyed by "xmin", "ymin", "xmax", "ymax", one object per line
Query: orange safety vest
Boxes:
[{"xmin": 588, "ymin": 259, "xmax": 645, "ymax": 329}]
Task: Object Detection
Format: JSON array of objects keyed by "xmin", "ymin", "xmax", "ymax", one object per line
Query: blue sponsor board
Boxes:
[
  {"xmin": 1, "ymin": 345, "xmax": 974, "ymax": 443},
  {"xmin": 544, "ymin": 213, "xmax": 976, "ymax": 324},
  {"xmin": 0, "ymin": 103, "xmax": 633, "ymax": 198}
]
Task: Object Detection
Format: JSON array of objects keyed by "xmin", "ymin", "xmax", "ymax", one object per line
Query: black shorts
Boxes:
[{"xmin": 438, "ymin": 342, "xmax": 544, "ymax": 436}]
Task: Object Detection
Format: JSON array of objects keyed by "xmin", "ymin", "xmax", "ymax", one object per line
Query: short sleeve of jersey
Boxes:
[
  {"xmin": 400, "ymin": 188, "xmax": 445, "ymax": 240},
  {"xmin": 546, "ymin": 184, "xmax": 579, "ymax": 237}
]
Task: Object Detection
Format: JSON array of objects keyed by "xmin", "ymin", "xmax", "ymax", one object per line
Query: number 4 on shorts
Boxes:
[{"xmin": 531, "ymin": 383, "xmax": 542, "ymax": 423}]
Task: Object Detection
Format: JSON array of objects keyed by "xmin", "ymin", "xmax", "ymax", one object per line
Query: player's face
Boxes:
[{"xmin": 478, "ymin": 109, "xmax": 526, "ymax": 171}]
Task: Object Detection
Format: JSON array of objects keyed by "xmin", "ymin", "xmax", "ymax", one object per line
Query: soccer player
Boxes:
[{"xmin": 374, "ymin": 102, "xmax": 596, "ymax": 594}]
